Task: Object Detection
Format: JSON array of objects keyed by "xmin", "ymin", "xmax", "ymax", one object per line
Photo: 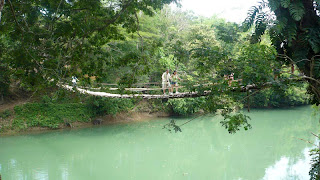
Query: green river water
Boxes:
[{"xmin": 0, "ymin": 106, "xmax": 319, "ymax": 180}]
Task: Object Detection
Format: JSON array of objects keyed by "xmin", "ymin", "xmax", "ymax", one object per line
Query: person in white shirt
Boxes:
[
  {"xmin": 72, "ymin": 76, "xmax": 78, "ymax": 87},
  {"xmin": 162, "ymin": 69, "xmax": 172, "ymax": 95}
]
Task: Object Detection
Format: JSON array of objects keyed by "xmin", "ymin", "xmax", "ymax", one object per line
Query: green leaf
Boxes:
[
  {"xmin": 289, "ymin": 2, "xmax": 305, "ymax": 21},
  {"xmin": 286, "ymin": 23, "xmax": 297, "ymax": 46},
  {"xmin": 280, "ymin": 0, "xmax": 290, "ymax": 8}
]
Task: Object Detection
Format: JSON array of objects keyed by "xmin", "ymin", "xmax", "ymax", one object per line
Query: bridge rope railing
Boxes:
[
  {"xmin": 60, "ymin": 80, "xmax": 266, "ymax": 99},
  {"xmin": 87, "ymin": 81, "xmax": 217, "ymax": 92},
  {"xmin": 60, "ymin": 68, "xmax": 309, "ymax": 99}
]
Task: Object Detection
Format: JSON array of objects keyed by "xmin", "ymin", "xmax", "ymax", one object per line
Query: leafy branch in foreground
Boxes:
[
  {"xmin": 309, "ymin": 147, "xmax": 320, "ymax": 180},
  {"xmin": 163, "ymin": 115, "xmax": 202, "ymax": 133},
  {"xmin": 163, "ymin": 119, "xmax": 182, "ymax": 133},
  {"xmin": 220, "ymin": 113, "xmax": 252, "ymax": 134},
  {"xmin": 309, "ymin": 132, "xmax": 320, "ymax": 180},
  {"xmin": 163, "ymin": 112, "xmax": 252, "ymax": 134}
]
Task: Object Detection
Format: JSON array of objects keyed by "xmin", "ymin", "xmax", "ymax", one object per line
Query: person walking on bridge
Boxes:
[
  {"xmin": 72, "ymin": 76, "xmax": 79, "ymax": 88},
  {"xmin": 171, "ymin": 70, "xmax": 182, "ymax": 94},
  {"xmin": 162, "ymin": 69, "xmax": 172, "ymax": 95}
]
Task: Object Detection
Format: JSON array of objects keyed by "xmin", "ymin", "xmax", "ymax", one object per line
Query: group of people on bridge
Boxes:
[
  {"xmin": 162, "ymin": 69, "xmax": 182, "ymax": 95},
  {"xmin": 161, "ymin": 69, "xmax": 243, "ymax": 95},
  {"xmin": 70, "ymin": 69, "xmax": 245, "ymax": 95}
]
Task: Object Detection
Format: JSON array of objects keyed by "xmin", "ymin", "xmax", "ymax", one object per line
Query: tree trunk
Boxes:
[
  {"xmin": 0, "ymin": 94, "xmax": 3, "ymax": 105},
  {"xmin": 291, "ymin": 0, "xmax": 320, "ymax": 104},
  {"xmin": 0, "ymin": 0, "xmax": 5, "ymax": 22},
  {"xmin": 308, "ymin": 80, "xmax": 320, "ymax": 104}
]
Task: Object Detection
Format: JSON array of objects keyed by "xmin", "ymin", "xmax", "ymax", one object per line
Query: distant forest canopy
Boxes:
[
  {"xmin": 0, "ymin": 0, "xmax": 280, "ymax": 90},
  {"xmin": 0, "ymin": 0, "xmax": 318, "ymax": 133}
]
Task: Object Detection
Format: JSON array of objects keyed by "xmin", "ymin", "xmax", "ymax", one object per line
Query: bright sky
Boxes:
[{"xmin": 172, "ymin": 0, "xmax": 260, "ymax": 23}]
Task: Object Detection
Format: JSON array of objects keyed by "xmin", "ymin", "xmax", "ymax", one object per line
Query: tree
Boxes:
[
  {"xmin": 243, "ymin": 0, "xmax": 320, "ymax": 104},
  {"xmin": 0, "ymin": 0, "xmax": 178, "ymax": 91}
]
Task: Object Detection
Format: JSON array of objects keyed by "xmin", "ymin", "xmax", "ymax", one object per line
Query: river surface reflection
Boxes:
[{"xmin": 0, "ymin": 106, "xmax": 318, "ymax": 180}]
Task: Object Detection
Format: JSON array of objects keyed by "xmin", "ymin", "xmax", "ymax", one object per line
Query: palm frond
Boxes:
[
  {"xmin": 242, "ymin": 1, "xmax": 268, "ymax": 31},
  {"xmin": 313, "ymin": 58, "xmax": 320, "ymax": 78},
  {"xmin": 268, "ymin": 0, "xmax": 280, "ymax": 11},
  {"xmin": 242, "ymin": 6, "xmax": 260, "ymax": 31},
  {"xmin": 307, "ymin": 28, "xmax": 320, "ymax": 54},
  {"xmin": 286, "ymin": 22, "xmax": 297, "ymax": 46},
  {"xmin": 289, "ymin": 1, "xmax": 305, "ymax": 21},
  {"xmin": 292, "ymin": 48, "xmax": 308, "ymax": 66},
  {"xmin": 251, "ymin": 13, "xmax": 267, "ymax": 43},
  {"xmin": 280, "ymin": 0, "xmax": 290, "ymax": 8},
  {"xmin": 272, "ymin": 16, "xmax": 288, "ymax": 34}
]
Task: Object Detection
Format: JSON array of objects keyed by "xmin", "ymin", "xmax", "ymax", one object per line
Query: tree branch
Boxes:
[
  {"xmin": 7, "ymin": 0, "xmax": 24, "ymax": 32},
  {"xmin": 296, "ymin": 137, "xmax": 318, "ymax": 146},
  {"xmin": 84, "ymin": 0, "xmax": 133, "ymax": 37},
  {"xmin": 309, "ymin": 84, "xmax": 320, "ymax": 102},
  {"xmin": 240, "ymin": 88, "xmax": 263, "ymax": 103},
  {"xmin": 311, "ymin": 132, "xmax": 319, "ymax": 138},
  {"xmin": 56, "ymin": 0, "xmax": 64, "ymax": 14},
  {"xmin": 277, "ymin": 54, "xmax": 311, "ymax": 64},
  {"xmin": 300, "ymin": 75, "xmax": 320, "ymax": 86},
  {"xmin": 134, "ymin": 12, "xmax": 144, "ymax": 51}
]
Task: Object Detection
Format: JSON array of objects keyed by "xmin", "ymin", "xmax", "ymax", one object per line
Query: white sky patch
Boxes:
[{"xmin": 172, "ymin": 0, "xmax": 260, "ymax": 23}]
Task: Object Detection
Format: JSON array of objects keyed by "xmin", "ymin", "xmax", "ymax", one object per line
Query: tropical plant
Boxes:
[{"xmin": 243, "ymin": 0, "xmax": 320, "ymax": 104}]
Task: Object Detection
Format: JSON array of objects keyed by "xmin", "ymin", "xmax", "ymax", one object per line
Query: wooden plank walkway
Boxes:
[
  {"xmin": 61, "ymin": 84, "xmax": 210, "ymax": 99},
  {"xmin": 60, "ymin": 83, "xmax": 264, "ymax": 99},
  {"xmin": 108, "ymin": 87, "xmax": 180, "ymax": 91}
]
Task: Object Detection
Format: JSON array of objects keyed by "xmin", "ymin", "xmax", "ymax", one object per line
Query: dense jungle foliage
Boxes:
[{"xmin": 0, "ymin": 0, "xmax": 316, "ymax": 133}]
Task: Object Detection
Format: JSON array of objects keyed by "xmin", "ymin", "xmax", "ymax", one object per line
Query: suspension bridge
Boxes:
[{"xmin": 60, "ymin": 81, "xmax": 265, "ymax": 99}]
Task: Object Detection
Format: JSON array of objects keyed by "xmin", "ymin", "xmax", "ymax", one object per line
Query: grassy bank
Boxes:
[
  {"xmin": 0, "ymin": 103, "xmax": 90, "ymax": 133},
  {"xmin": 0, "ymin": 93, "xmax": 207, "ymax": 135},
  {"xmin": 12, "ymin": 103, "xmax": 91, "ymax": 130}
]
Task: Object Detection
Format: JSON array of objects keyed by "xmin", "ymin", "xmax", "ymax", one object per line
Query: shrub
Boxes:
[
  {"xmin": 247, "ymin": 83, "xmax": 309, "ymax": 108},
  {"xmin": 85, "ymin": 96, "xmax": 135, "ymax": 116},
  {"xmin": 0, "ymin": 109, "xmax": 12, "ymax": 119},
  {"xmin": 13, "ymin": 103, "xmax": 91, "ymax": 130},
  {"xmin": 167, "ymin": 97, "xmax": 205, "ymax": 116}
]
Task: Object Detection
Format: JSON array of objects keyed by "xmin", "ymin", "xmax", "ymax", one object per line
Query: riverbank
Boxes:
[
  {"xmin": 0, "ymin": 98, "xmax": 171, "ymax": 136},
  {"xmin": 0, "ymin": 110, "xmax": 170, "ymax": 137},
  {"xmin": 0, "ymin": 87, "xmax": 208, "ymax": 136}
]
